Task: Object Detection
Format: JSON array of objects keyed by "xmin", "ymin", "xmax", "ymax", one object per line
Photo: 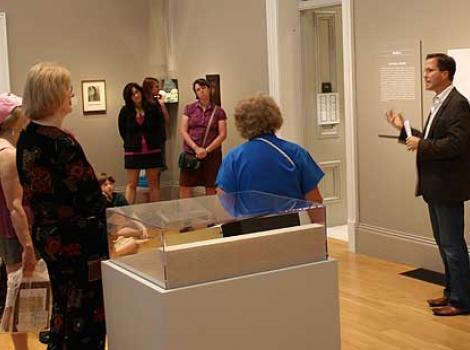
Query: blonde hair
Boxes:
[
  {"xmin": 234, "ymin": 94, "xmax": 283, "ymax": 140},
  {"xmin": 0, "ymin": 107, "xmax": 25, "ymax": 135},
  {"xmin": 22, "ymin": 62, "xmax": 71, "ymax": 120}
]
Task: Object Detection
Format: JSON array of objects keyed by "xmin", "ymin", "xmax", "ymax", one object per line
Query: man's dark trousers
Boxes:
[{"xmin": 428, "ymin": 201, "xmax": 470, "ymax": 310}]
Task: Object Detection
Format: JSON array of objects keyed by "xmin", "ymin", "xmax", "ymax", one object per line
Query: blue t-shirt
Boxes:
[{"xmin": 216, "ymin": 133, "xmax": 324, "ymax": 199}]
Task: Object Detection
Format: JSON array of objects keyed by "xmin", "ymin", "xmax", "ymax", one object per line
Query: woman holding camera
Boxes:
[{"xmin": 179, "ymin": 78, "xmax": 227, "ymax": 198}]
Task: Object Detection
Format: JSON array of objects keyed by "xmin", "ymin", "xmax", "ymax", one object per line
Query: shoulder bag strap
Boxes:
[
  {"xmin": 253, "ymin": 137, "xmax": 296, "ymax": 169},
  {"xmin": 201, "ymin": 106, "xmax": 218, "ymax": 148}
]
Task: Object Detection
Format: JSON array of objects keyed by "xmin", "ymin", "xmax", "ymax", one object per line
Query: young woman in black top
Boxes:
[{"xmin": 118, "ymin": 83, "xmax": 165, "ymax": 203}]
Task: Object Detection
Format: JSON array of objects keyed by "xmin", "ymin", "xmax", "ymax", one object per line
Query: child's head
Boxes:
[{"xmin": 98, "ymin": 173, "xmax": 115, "ymax": 196}]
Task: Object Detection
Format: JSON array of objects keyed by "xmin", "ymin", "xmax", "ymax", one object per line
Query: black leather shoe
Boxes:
[{"xmin": 39, "ymin": 331, "xmax": 49, "ymax": 344}]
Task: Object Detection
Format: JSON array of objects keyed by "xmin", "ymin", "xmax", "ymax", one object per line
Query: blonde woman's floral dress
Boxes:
[{"xmin": 16, "ymin": 122, "xmax": 108, "ymax": 350}]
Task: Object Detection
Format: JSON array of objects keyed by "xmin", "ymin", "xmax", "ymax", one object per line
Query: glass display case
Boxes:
[{"xmin": 106, "ymin": 191, "xmax": 326, "ymax": 289}]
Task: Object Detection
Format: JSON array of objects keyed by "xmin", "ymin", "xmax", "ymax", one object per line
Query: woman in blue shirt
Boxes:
[{"xmin": 216, "ymin": 94, "xmax": 323, "ymax": 203}]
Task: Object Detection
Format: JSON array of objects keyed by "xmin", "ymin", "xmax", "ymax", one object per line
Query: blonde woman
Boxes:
[
  {"xmin": 0, "ymin": 93, "xmax": 36, "ymax": 350},
  {"xmin": 17, "ymin": 63, "xmax": 108, "ymax": 350}
]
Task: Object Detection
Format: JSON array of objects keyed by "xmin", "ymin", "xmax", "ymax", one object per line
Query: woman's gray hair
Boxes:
[{"xmin": 234, "ymin": 94, "xmax": 283, "ymax": 139}]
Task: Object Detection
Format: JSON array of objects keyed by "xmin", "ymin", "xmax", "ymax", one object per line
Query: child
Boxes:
[
  {"xmin": 98, "ymin": 173, "xmax": 128, "ymax": 208},
  {"xmin": 98, "ymin": 173, "xmax": 149, "ymax": 256}
]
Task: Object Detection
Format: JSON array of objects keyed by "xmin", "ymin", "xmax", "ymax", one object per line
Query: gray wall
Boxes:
[
  {"xmin": 166, "ymin": 0, "xmax": 269, "ymax": 184},
  {"xmin": 354, "ymin": 0, "xmax": 470, "ymax": 270},
  {"xmin": 1, "ymin": 0, "xmax": 167, "ymax": 186},
  {"xmin": 2, "ymin": 0, "xmax": 270, "ymax": 190}
]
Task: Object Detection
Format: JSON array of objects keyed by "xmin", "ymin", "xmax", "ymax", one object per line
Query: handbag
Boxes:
[
  {"xmin": 178, "ymin": 152, "xmax": 201, "ymax": 170},
  {"xmin": 179, "ymin": 106, "xmax": 218, "ymax": 170}
]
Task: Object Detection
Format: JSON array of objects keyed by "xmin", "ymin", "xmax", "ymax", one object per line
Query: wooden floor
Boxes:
[
  {"xmin": 329, "ymin": 238, "xmax": 470, "ymax": 350},
  {"xmin": 1, "ymin": 238, "xmax": 469, "ymax": 350}
]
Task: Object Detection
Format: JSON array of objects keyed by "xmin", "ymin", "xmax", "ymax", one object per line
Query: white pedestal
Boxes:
[{"xmin": 102, "ymin": 259, "xmax": 341, "ymax": 350}]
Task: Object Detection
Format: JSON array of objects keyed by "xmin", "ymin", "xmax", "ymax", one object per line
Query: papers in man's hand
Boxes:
[{"xmin": 404, "ymin": 120, "xmax": 412, "ymax": 138}]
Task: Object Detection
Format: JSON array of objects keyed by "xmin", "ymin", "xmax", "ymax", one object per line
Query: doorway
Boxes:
[{"xmin": 300, "ymin": 5, "xmax": 347, "ymax": 239}]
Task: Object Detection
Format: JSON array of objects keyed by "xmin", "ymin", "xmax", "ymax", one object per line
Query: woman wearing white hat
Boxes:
[{"xmin": 0, "ymin": 93, "xmax": 36, "ymax": 350}]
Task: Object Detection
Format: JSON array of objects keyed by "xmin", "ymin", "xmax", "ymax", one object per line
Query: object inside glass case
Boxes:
[{"xmin": 106, "ymin": 191, "xmax": 326, "ymax": 289}]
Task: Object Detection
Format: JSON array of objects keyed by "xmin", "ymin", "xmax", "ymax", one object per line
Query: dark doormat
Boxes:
[{"xmin": 400, "ymin": 268, "xmax": 445, "ymax": 286}]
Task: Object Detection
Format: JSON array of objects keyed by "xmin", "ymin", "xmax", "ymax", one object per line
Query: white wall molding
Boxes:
[
  {"xmin": 0, "ymin": 12, "xmax": 10, "ymax": 93},
  {"xmin": 298, "ymin": 0, "xmax": 342, "ymax": 11},
  {"xmin": 318, "ymin": 160, "xmax": 342, "ymax": 202},
  {"xmin": 357, "ymin": 223, "xmax": 436, "ymax": 247},
  {"xmin": 356, "ymin": 223, "xmax": 463, "ymax": 273},
  {"xmin": 165, "ymin": 0, "xmax": 176, "ymax": 74},
  {"xmin": 341, "ymin": 0, "xmax": 358, "ymax": 252},
  {"xmin": 266, "ymin": 0, "xmax": 281, "ymax": 104}
]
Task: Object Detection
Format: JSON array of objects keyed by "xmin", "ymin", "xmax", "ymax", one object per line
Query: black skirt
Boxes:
[{"xmin": 125, "ymin": 152, "xmax": 163, "ymax": 169}]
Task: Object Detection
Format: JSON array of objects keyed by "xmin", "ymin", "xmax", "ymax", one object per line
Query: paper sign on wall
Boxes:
[
  {"xmin": 317, "ymin": 93, "xmax": 340, "ymax": 125},
  {"xmin": 448, "ymin": 48, "xmax": 470, "ymax": 102}
]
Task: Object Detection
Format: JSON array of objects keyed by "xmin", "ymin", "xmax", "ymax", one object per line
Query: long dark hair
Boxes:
[{"xmin": 122, "ymin": 82, "xmax": 146, "ymax": 108}]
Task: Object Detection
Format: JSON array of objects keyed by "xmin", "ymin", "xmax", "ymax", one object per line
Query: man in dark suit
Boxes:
[{"xmin": 386, "ymin": 53, "xmax": 470, "ymax": 316}]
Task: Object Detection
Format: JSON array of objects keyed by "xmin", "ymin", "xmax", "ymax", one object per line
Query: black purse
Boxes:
[
  {"xmin": 179, "ymin": 106, "xmax": 218, "ymax": 170},
  {"xmin": 178, "ymin": 152, "xmax": 201, "ymax": 170}
]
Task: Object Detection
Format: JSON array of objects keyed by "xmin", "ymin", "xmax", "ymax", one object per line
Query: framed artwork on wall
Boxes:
[
  {"xmin": 206, "ymin": 74, "xmax": 221, "ymax": 106},
  {"xmin": 82, "ymin": 80, "xmax": 107, "ymax": 114},
  {"xmin": 160, "ymin": 78, "xmax": 179, "ymax": 103}
]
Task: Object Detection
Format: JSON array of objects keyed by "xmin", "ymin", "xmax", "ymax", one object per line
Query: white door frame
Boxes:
[
  {"xmin": 266, "ymin": 0, "xmax": 357, "ymax": 251},
  {"xmin": 0, "ymin": 13, "xmax": 11, "ymax": 93},
  {"xmin": 265, "ymin": 0, "xmax": 281, "ymax": 104}
]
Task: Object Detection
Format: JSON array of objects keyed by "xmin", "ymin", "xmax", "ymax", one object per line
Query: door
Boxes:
[{"xmin": 300, "ymin": 6, "xmax": 347, "ymax": 227}]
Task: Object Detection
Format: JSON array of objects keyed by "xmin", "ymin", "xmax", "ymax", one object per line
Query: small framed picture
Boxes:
[
  {"xmin": 160, "ymin": 78, "xmax": 179, "ymax": 103},
  {"xmin": 206, "ymin": 74, "xmax": 221, "ymax": 106},
  {"xmin": 81, "ymin": 80, "xmax": 107, "ymax": 114}
]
